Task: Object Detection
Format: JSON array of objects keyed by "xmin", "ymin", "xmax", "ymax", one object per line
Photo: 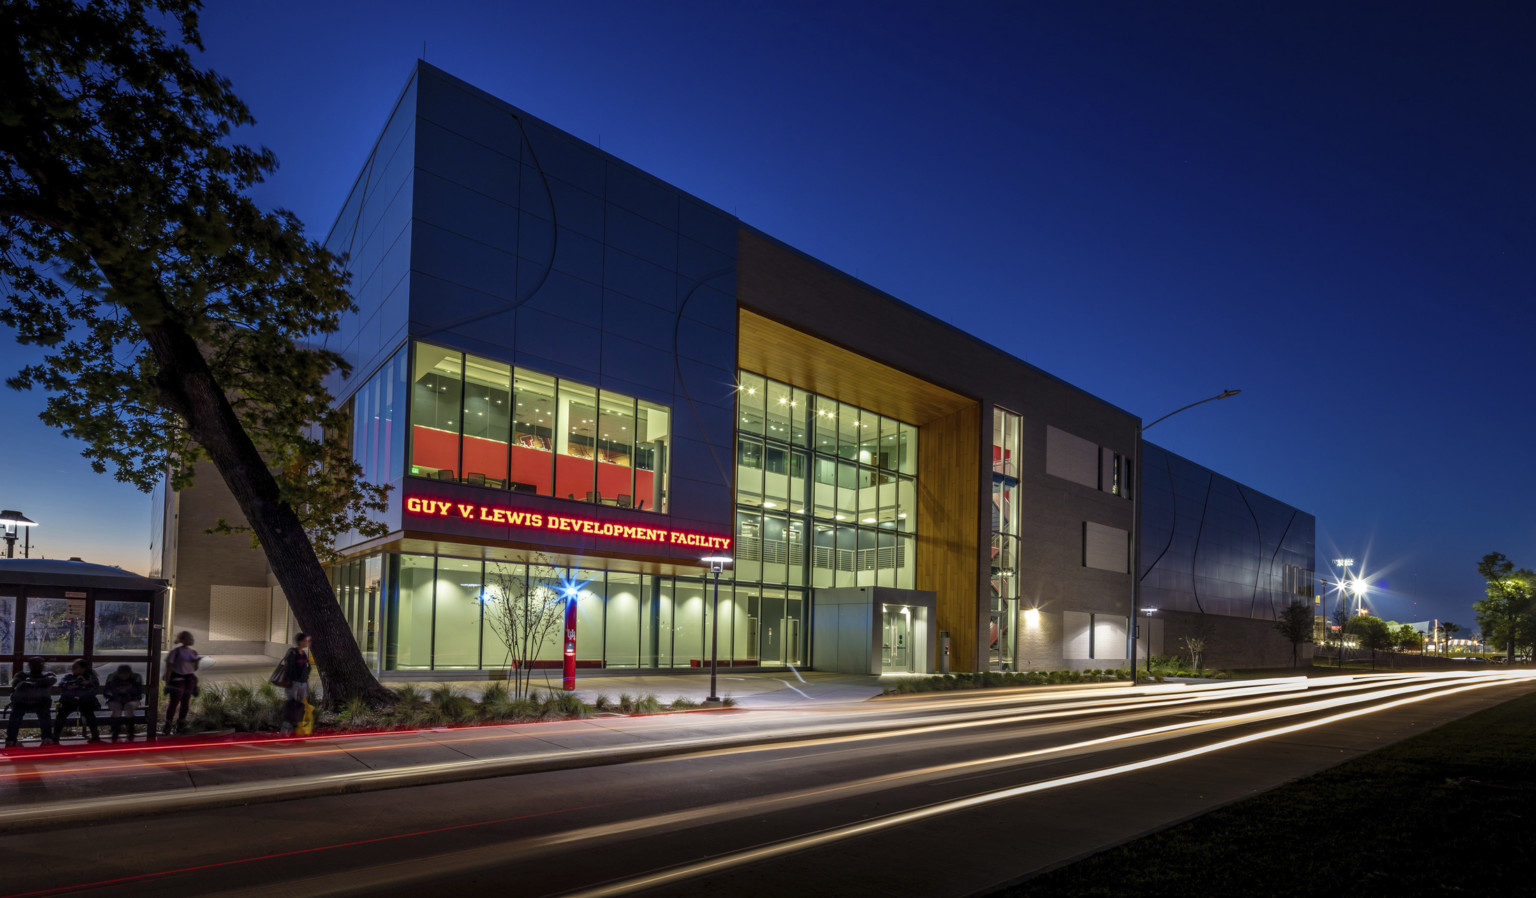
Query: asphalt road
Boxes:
[{"xmin": 4, "ymin": 670, "xmax": 1532, "ymax": 898}]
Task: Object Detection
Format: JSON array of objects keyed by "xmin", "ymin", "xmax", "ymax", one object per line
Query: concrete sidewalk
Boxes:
[{"xmin": 195, "ymin": 654, "xmax": 893, "ymax": 708}]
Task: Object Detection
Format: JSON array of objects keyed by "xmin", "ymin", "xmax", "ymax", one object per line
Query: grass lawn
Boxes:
[{"xmin": 995, "ymin": 688, "xmax": 1536, "ymax": 896}]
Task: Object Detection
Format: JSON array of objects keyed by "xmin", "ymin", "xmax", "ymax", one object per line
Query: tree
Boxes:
[
  {"xmin": 1344, "ymin": 615, "xmax": 1392, "ymax": 670},
  {"xmin": 483, "ymin": 558, "xmax": 570, "ymax": 700},
  {"xmin": 1473, "ymin": 553, "xmax": 1535, "ymax": 665},
  {"xmin": 1331, "ymin": 604, "xmax": 1350, "ymax": 667},
  {"xmin": 0, "ymin": 0, "xmax": 390, "ymax": 705},
  {"xmin": 1274, "ymin": 600, "xmax": 1313, "ymax": 668},
  {"xmin": 1441, "ymin": 621, "xmax": 1461, "ymax": 655},
  {"xmin": 1179, "ymin": 623, "xmax": 1213, "ymax": 674},
  {"xmin": 1390, "ymin": 623, "xmax": 1422, "ymax": 654}
]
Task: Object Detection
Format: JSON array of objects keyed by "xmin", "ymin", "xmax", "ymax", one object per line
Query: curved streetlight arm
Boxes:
[
  {"xmin": 1130, "ymin": 387, "xmax": 1240, "ymax": 684},
  {"xmin": 1142, "ymin": 389, "xmax": 1241, "ymax": 432}
]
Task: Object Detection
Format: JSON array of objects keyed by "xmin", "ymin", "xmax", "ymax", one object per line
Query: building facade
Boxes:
[
  {"xmin": 1137, "ymin": 442, "xmax": 1317, "ymax": 669},
  {"xmin": 157, "ymin": 62, "xmax": 1312, "ymax": 675}
]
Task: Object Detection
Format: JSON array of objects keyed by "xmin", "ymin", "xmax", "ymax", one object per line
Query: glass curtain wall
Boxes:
[
  {"xmin": 990, "ymin": 407, "xmax": 1023, "ymax": 671},
  {"xmin": 735, "ymin": 371, "xmax": 919, "ymax": 666},
  {"xmin": 350, "ymin": 347, "xmax": 408, "ymax": 486},
  {"xmin": 350, "ymin": 553, "xmax": 797, "ymax": 672},
  {"xmin": 403, "ymin": 340, "xmax": 670, "ymax": 511}
]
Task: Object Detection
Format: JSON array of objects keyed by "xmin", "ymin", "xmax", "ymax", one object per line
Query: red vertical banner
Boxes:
[{"xmin": 563, "ymin": 594, "xmax": 577, "ymax": 691}]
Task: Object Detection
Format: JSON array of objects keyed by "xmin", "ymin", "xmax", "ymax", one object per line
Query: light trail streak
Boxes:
[
  {"xmin": 0, "ymin": 671, "xmax": 1500, "ymax": 840},
  {"xmin": 0, "ymin": 677, "xmax": 1320, "ymax": 787},
  {"xmin": 163, "ymin": 671, "xmax": 1536, "ymax": 898},
  {"xmin": 0, "ymin": 670, "xmax": 1427, "ymax": 785},
  {"xmin": 562, "ymin": 671, "xmax": 1536, "ymax": 898},
  {"xmin": 0, "ymin": 669, "xmax": 1464, "ymax": 835}
]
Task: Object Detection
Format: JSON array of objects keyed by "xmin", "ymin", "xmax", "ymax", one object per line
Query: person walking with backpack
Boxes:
[
  {"xmin": 278, "ymin": 633, "xmax": 313, "ymax": 736},
  {"xmin": 55, "ymin": 659, "xmax": 103, "ymax": 743},
  {"xmin": 101, "ymin": 664, "xmax": 145, "ymax": 742},
  {"xmin": 5, "ymin": 658, "xmax": 58, "ymax": 748},
  {"xmin": 162, "ymin": 631, "xmax": 201, "ymax": 735}
]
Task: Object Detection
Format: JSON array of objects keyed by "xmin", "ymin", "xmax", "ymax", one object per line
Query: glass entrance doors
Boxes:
[
  {"xmin": 989, "ymin": 600, "xmax": 1016, "ymax": 671},
  {"xmin": 881, "ymin": 604, "xmax": 914, "ymax": 672}
]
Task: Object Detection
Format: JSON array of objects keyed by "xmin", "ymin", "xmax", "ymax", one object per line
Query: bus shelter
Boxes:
[{"xmin": 1, "ymin": 558, "xmax": 169, "ymax": 743}]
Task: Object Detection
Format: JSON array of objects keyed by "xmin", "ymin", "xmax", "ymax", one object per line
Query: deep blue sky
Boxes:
[{"xmin": 4, "ymin": 1, "xmax": 1531, "ymax": 628}]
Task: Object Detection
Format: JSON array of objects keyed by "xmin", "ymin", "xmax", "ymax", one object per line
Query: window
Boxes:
[
  {"xmin": 461, "ymin": 356, "xmax": 511, "ymax": 487},
  {"xmin": 404, "ymin": 341, "xmax": 670, "ymax": 512},
  {"xmin": 409, "ymin": 345, "xmax": 464, "ymax": 479},
  {"xmin": 511, "ymin": 369, "xmax": 556, "ymax": 494},
  {"xmin": 94, "ymin": 601, "xmax": 151, "ymax": 654},
  {"xmin": 350, "ymin": 346, "xmax": 408, "ymax": 484},
  {"xmin": 557, "ymin": 380, "xmax": 597, "ymax": 501},
  {"xmin": 736, "ymin": 370, "xmax": 918, "ymax": 606},
  {"xmin": 634, "ymin": 400, "xmax": 670, "ymax": 513}
]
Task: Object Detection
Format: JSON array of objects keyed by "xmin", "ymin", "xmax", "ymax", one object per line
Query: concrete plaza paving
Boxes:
[{"xmin": 195, "ymin": 653, "xmax": 894, "ymax": 708}]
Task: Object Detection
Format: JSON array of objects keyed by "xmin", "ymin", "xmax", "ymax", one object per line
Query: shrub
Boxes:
[
  {"xmin": 187, "ymin": 681, "xmax": 284, "ymax": 732},
  {"xmin": 478, "ymin": 682, "xmax": 516, "ymax": 721},
  {"xmin": 335, "ymin": 694, "xmax": 379, "ymax": 730},
  {"xmin": 427, "ymin": 685, "xmax": 475, "ymax": 723}
]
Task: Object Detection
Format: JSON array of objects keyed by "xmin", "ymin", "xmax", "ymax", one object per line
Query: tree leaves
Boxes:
[{"xmin": 0, "ymin": 0, "xmax": 385, "ymax": 555}]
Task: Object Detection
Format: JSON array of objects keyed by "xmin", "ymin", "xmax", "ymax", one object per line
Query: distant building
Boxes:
[{"xmin": 154, "ymin": 62, "xmax": 1314, "ymax": 674}]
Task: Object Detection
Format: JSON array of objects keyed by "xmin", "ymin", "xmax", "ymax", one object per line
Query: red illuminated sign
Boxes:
[{"xmin": 404, "ymin": 494, "xmax": 732, "ymax": 552}]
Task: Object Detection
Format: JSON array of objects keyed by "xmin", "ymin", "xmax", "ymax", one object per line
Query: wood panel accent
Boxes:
[
  {"xmin": 738, "ymin": 308, "xmax": 971, "ymax": 426},
  {"xmin": 917, "ymin": 402, "xmax": 983, "ymax": 671}
]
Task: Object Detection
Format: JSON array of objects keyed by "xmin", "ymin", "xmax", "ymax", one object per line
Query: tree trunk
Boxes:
[{"xmin": 136, "ymin": 313, "xmax": 392, "ymax": 708}]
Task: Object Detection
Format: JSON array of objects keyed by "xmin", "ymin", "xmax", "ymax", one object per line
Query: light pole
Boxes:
[
  {"xmin": 702, "ymin": 554, "xmax": 733, "ymax": 705},
  {"xmin": 1143, "ymin": 607, "xmax": 1158, "ymax": 674},
  {"xmin": 1332, "ymin": 558, "xmax": 1354, "ymax": 665},
  {"xmin": 0, "ymin": 510, "xmax": 37, "ymax": 558},
  {"xmin": 1129, "ymin": 390, "xmax": 1240, "ymax": 683}
]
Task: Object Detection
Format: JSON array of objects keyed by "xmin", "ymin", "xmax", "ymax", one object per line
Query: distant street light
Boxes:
[
  {"xmin": 1130, "ymin": 390, "xmax": 1241, "ymax": 681},
  {"xmin": 1348, "ymin": 577, "xmax": 1368, "ymax": 617},
  {"xmin": 1333, "ymin": 558, "xmax": 1356, "ymax": 614}
]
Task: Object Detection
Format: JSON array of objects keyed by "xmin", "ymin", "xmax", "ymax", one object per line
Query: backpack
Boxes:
[{"xmin": 11, "ymin": 672, "xmax": 54, "ymax": 707}]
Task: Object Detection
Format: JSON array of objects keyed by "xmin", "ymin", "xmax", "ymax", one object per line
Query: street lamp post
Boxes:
[
  {"xmin": 0, "ymin": 510, "xmax": 37, "ymax": 559},
  {"xmin": 1332, "ymin": 558, "xmax": 1354, "ymax": 666},
  {"xmin": 702, "ymin": 554, "xmax": 733, "ymax": 705},
  {"xmin": 1143, "ymin": 607, "xmax": 1158, "ymax": 674},
  {"xmin": 1129, "ymin": 390, "xmax": 1240, "ymax": 683}
]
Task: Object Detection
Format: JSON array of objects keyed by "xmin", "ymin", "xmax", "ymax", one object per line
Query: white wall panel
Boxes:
[
  {"xmin": 1063, "ymin": 610, "xmax": 1092, "ymax": 659},
  {"xmin": 1093, "ymin": 615, "xmax": 1127, "ymax": 660},
  {"xmin": 1084, "ymin": 521, "xmax": 1129, "ymax": 573},
  {"xmin": 1046, "ymin": 425, "xmax": 1099, "ymax": 488}
]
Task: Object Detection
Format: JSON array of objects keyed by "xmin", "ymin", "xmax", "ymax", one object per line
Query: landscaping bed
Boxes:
[{"xmin": 184, "ymin": 682, "xmax": 728, "ymax": 734}]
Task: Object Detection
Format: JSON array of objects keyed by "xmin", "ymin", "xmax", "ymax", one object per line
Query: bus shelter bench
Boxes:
[{"xmin": 0, "ymin": 686, "xmax": 150, "ymax": 743}]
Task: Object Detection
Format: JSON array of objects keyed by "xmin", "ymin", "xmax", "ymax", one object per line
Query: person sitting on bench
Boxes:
[
  {"xmin": 101, "ymin": 664, "xmax": 144, "ymax": 743},
  {"xmin": 5, "ymin": 657, "xmax": 57, "ymax": 748},
  {"xmin": 56, "ymin": 659, "xmax": 102, "ymax": 743}
]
